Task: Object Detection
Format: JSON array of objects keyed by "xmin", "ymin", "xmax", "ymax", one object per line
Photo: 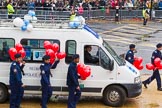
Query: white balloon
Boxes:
[
  {"xmin": 78, "ymin": 16, "xmax": 85, "ymax": 25},
  {"xmin": 24, "ymin": 14, "xmax": 32, "ymax": 21},
  {"xmin": 27, "ymin": 24, "xmax": 33, "ymax": 32},
  {"xmin": 13, "ymin": 17, "xmax": 24, "ymax": 27},
  {"xmin": 31, "ymin": 16, "xmax": 37, "ymax": 23}
]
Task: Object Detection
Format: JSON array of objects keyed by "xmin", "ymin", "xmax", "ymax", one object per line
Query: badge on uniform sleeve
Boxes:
[
  {"xmin": 128, "ymin": 57, "xmax": 131, "ymax": 60},
  {"xmin": 42, "ymin": 71, "xmax": 45, "ymax": 74},
  {"xmin": 14, "ymin": 69, "xmax": 17, "ymax": 73}
]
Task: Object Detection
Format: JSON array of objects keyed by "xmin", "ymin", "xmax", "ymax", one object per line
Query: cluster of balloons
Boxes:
[
  {"xmin": 69, "ymin": 16, "xmax": 85, "ymax": 28},
  {"xmin": 44, "ymin": 41, "xmax": 66, "ymax": 64},
  {"xmin": 133, "ymin": 57, "xmax": 144, "ymax": 70},
  {"xmin": 13, "ymin": 17, "xmax": 33, "ymax": 32},
  {"xmin": 8, "ymin": 43, "xmax": 26, "ymax": 60},
  {"xmin": 146, "ymin": 58, "xmax": 162, "ymax": 70},
  {"xmin": 77, "ymin": 63, "xmax": 91, "ymax": 80},
  {"xmin": 24, "ymin": 10, "xmax": 37, "ymax": 23}
]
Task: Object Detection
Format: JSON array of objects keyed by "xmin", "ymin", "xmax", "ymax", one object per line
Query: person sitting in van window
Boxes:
[
  {"xmin": 40, "ymin": 55, "xmax": 59, "ymax": 108},
  {"xmin": 125, "ymin": 44, "xmax": 137, "ymax": 64},
  {"xmin": 84, "ymin": 45, "xmax": 99, "ymax": 64}
]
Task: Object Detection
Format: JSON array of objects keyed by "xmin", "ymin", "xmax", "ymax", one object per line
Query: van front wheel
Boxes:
[
  {"xmin": 0, "ymin": 84, "xmax": 8, "ymax": 103},
  {"xmin": 103, "ymin": 85, "xmax": 126, "ymax": 107}
]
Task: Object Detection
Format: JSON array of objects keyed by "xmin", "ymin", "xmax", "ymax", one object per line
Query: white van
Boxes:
[{"xmin": 0, "ymin": 21, "xmax": 141, "ymax": 107}]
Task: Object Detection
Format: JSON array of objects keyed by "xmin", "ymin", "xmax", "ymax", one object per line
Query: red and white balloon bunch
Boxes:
[
  {"xmin": 146, "ymin": 58, "xmax": 162, "ymax": 70},
  {"xmin": 133, "ymin": 57, "xmax": 144, "ymax": 70},
  {"xmin": 77, "ymin": 63, "xmax": 91, "ymax": 80},
  {"xmin": 44, "ymin": 41, "xmax": 66, "ymax": 64},
  {"xmin": 8, "ymin": 43, "xmax": 26, "ymax": 60}
]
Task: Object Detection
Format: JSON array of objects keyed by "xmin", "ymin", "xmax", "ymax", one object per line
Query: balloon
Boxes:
[
  {"xmin": 44, "ymin": 41, "xmax": 52, "ymax": 49},
  {"xmin": 21, "ymin": 25, "xmax": 27, "ymax": 31},
  {"xmin": 81, "ymin": 76, "xmax": 87, "ymax": 80},
  {"xmin": 13, "ymin": 17, "xmax": 24, "ymax": 27},
  {"xmin": 57, "ymin": 52, "xmax": 66, "ymax": 59},
  {"xmin": 24, "ymin": 20, "xmax": 30, "ymax": 26},
  {"xmin": 154, "ymin": 58, "xmax": 161, "ymax": 67},
  {"xmin": 78, "ymin": 16, "xmax": 85, "ymax": 25},
  {"xmin": 69, "ymin": 22, "xmax": 75, "ymax": 28},
  {"xmin": 45, "ymin": 49, "xmax": 55, "ymax": 58},
  {"xmin": 28, "ymin": 10, "xmax": 35, "ymax": 16},
  {"xmin": 52, "ymin": 43, "xmax": 59, "ymax": 52},
  {"xmin": 24, "ymin": 14, "xmax": 32, "ymax": 21},
  {"xmin": 84, "ymin": 66, "xmax": 91, "ymax": 77},
  {"xmin": 15, "ymin": 43, "xmax": 23, "ymax": 52},
  {"xmin": 157, "ymin": 63, "xmax": 162, "ymax": 69},
  {"xmin": 146, "ymin": 63, "xmax": 155, "ymax": 70},
  {"xmin": 18, "ymin": 49, "xmax": 26, "ymax": 58},
  {"xmin": 73, "ymin": 22, "xmax": 80, "ymax": 28},
  {"xmin": 77, "ymin": 63, "xmax": 84, "ymax": 75},
  {"xmin": 136, "ymin": 64, "xmax": 144, "ymax": 70},
  {"xmin": 8, "ymin": 48, "xmax": 17, "ymax": 60},
  {"xmin": 27, "ymin": 24, "xmax": 33, "ymax": 32},
  {"xmin": 50, "ymin": 58, "xmax": 55, "ymax": 64},
  {"xmin": 31, "ymin": 16, "xmax": 37, "ymax": 23},
  {"xmin": 136, "ymin": 57, "xmax": 143, "ymax": 64}
]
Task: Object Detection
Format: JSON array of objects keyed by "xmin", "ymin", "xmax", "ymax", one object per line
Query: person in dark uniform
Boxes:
[
  {"xmin": 40, "ymin": 55, "xmax": 59, "ymax": 108},
  {"xmin": 84, "ymin": 45, "xmax": 99, "ymax": 64},
  {"xmin": 67, "ymin": 54, "xmax": 81, "ymax": 108},
  {"xmin": 142, "ymin": 43, "xmax": 162, "ymax": 91},
  {"xmin": 125, "ymin": 44, "xmax": 136, "ymax": 64},
  {"xmin": 9, "ymin": 53, "xmax": 25, "ymax": 108}
]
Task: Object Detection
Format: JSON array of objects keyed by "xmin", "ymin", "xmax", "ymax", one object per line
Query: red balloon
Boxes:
[
  {"xmin": 154, "ymin": 58, "xmax": 161, "ymax": 67},
  {"xmin": 81, "ymin": 76, "xmax": 87, "ymax": 80},
  {"xmin": 52, "ymin": 43, "xmax": 59, "ymax": 52},
  {"xmin": 46, "ymin": 49, "xmax": 55, "ymax": 58},
  {"xmin": 77, "ymin": 63, "xmax": 84, "ymax": 75},
  {"xmin": 57, "ymin": 52, "xmax": 66, "ymax": 59},
  {"xmin": 18, "ymin": 49, "xmax": 26, "ymax": 58},
  {"xmin": 136, "ymin": 64, "xmax": 144, "ymax": 70},
  {"xmin": 146, "ymin": 63, "xmax": 155, "ymax": 70},
  {"xmin": 157, "ymin": 63, "xmax": 162, "ymax": 69},
  {"xmin": 137, "ymin": 57, "xmax": 143, "ymax": 64},
  {"xmin": 44, "ymin": 41, "xmax": 52, "ymax": 49},
  {"xmin": 50, "ymin": 58, "xmax": 55, "ymax": 64},
  {"xmin": 15, "ymin": 43, "xmax": 23, "ymax": 52},
  {"xmin": 8, "ymin": 48, "xmax": 17, "ymax": 60}
]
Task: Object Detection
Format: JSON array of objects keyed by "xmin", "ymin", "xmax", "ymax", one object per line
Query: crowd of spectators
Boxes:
[{"xmin": 0, "ymin": 0, "xmax": 162, "ymax": 10}]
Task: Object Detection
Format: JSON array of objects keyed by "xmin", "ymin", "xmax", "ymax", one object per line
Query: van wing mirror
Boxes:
[{"xmin": 109, "ymin": 60, "xmax": 114, "ymax": 71}]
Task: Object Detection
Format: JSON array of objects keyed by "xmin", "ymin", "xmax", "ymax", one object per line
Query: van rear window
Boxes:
[
  {"xmin": 20, "ymin": 39, "xmax": 60, "ymax": 62},
  {"xmin": 0, "ymin": 38, "xmax": 15, "ymax": 62}
]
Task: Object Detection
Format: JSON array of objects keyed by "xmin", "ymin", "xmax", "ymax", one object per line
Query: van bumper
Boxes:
[{"xmin": 123, "ymin": 82, "xmax": 142, "ymax": 98}]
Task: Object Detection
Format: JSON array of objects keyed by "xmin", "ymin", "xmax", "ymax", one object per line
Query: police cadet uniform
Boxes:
[
  {"xmin": 40, "ymin": 55, "xmax": 59, "ymax": 108},
  {"xmin": 9, "ymin": 54, "xmax": 25, "ymax": 108},
  {"xmin": 125, "ymin": 44, "xmax": 136, "ymax": 64},
  {"xmin": 142, "ymin": 43, "xmax": 162, "ymax": 91},
  {"xmin": 66, "ymin": 54, "xmax": 81, "ymax": 108}
]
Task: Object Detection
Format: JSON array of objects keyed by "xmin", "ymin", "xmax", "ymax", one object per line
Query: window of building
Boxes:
[
  {"xmin": 65, "ymin": 40, "xmax": 76, "ymax": 64},
  {"xmin": 0, "ymin": 38, "xmax": 15, "ymax": 62}
]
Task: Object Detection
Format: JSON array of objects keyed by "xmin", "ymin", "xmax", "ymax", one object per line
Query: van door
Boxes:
[{"xmin": 81, "ymin": 44, "xmax": 116, "ymax": 93}]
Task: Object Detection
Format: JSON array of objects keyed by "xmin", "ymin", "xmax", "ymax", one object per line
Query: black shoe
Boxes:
[
  {"xmin": 157, "ymin": 88, "xmax": 162, "ymax": 91},
  {"xmin": 142, "ymin": 82, "xmax": 147, "ymax": 88}
]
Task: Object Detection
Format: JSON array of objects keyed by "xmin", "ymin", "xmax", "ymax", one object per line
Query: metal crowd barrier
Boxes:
[{"xmin": 0, "ymin": 9, "xmax": 162, "ymax": 20}]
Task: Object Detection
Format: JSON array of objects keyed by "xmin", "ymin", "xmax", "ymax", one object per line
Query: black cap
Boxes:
[
  {"xmin": 72, "ymin": 54, "xmax": 79, "ymax": 59},
  {"xmin": 156, "ymin": 43, "xmax": 162, "ymax": 48},
  {"xmin": 14, "ymin": 53, "xmax": 21, "ymax": 58},
  {"xmin": 129, "ymin": 44, "xmax": 135, "ymax": 49},
  {"xmin": 85, "ymin": 45, "xmax": 91, "ymax": 49},
  {"xmin": 42, "ymin": 55, "xmax": 50, "ymax": 61}
]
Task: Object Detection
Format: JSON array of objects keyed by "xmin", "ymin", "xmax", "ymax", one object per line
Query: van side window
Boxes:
[
  {"xmin": 84, "ymin": 45, "xmax": 99, "ymax": 65},
  {"xmin": 21, "ymin": 39, "xmax": 60, "ymax": 62},
  {"xmin": 99, "ymin": 48, "xmax": 111, "ymax": 70},
  {"xmin": 0, "ymin": 38, "xmax": 15, "ymax": 62},
  {"xmin": 65, "ymin": 40, "xmax": 76, "ymax": 64}
]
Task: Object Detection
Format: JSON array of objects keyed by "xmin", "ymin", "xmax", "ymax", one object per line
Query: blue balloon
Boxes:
[
  {"xmin": 24, "ymin": 20, "xmax": 29, "ymax": 26},
  {"xmin": 21, "ymin": 25, "xmax": 27, "ymax": 31},
  {"xmin": 69, "ymin": 22, "xmax": 75, "ymax": 28},
  {"xmin": 73, "ymin": 22, "xmax": 80, "ymax": 28},
  {"xmin": 28, "ymin": 10, "xmax": 35, "ymax": 17}
]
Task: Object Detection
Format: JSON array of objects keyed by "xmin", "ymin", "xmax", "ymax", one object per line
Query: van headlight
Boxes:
[{"xmin": 134, "ymin": 76, "xmax": 141, "ymax": 83}]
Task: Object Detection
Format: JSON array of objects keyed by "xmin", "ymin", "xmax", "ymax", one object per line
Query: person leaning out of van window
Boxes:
[
  {"xmin": 9, "ymin": 54, "xmax": 25, "ymax": 108},
  {"xmin": 40, "ymin": 55, "xmax": 60, "ymax": 108},
  {"xmin": 66, "ymin": 54, "xmax": 81, "ymax": 108},
  {"xmin": 7, "ymin": 1, "xmax": 15, "ymax": 19},
  {"xmin": 84, "ymin": 45, "xmax": 99, "ymax": 64},
  {"xmin": 125, "ymin": 44, "xmax": 137, "ymax": 64}
]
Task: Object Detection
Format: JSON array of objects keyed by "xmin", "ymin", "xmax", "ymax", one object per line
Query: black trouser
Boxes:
[
  {"xmin": 8, "ymin": 14, "xmax": 13, "ymax": 19},
  {"xmin": 143, "ymin": 17, "xmax": 148, "ymax": 25}
]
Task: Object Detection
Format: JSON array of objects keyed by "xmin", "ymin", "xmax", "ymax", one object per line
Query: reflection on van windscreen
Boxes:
[{"xmin": 103, "ymin": 40, "xmax": 125, "ymax": 65}]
